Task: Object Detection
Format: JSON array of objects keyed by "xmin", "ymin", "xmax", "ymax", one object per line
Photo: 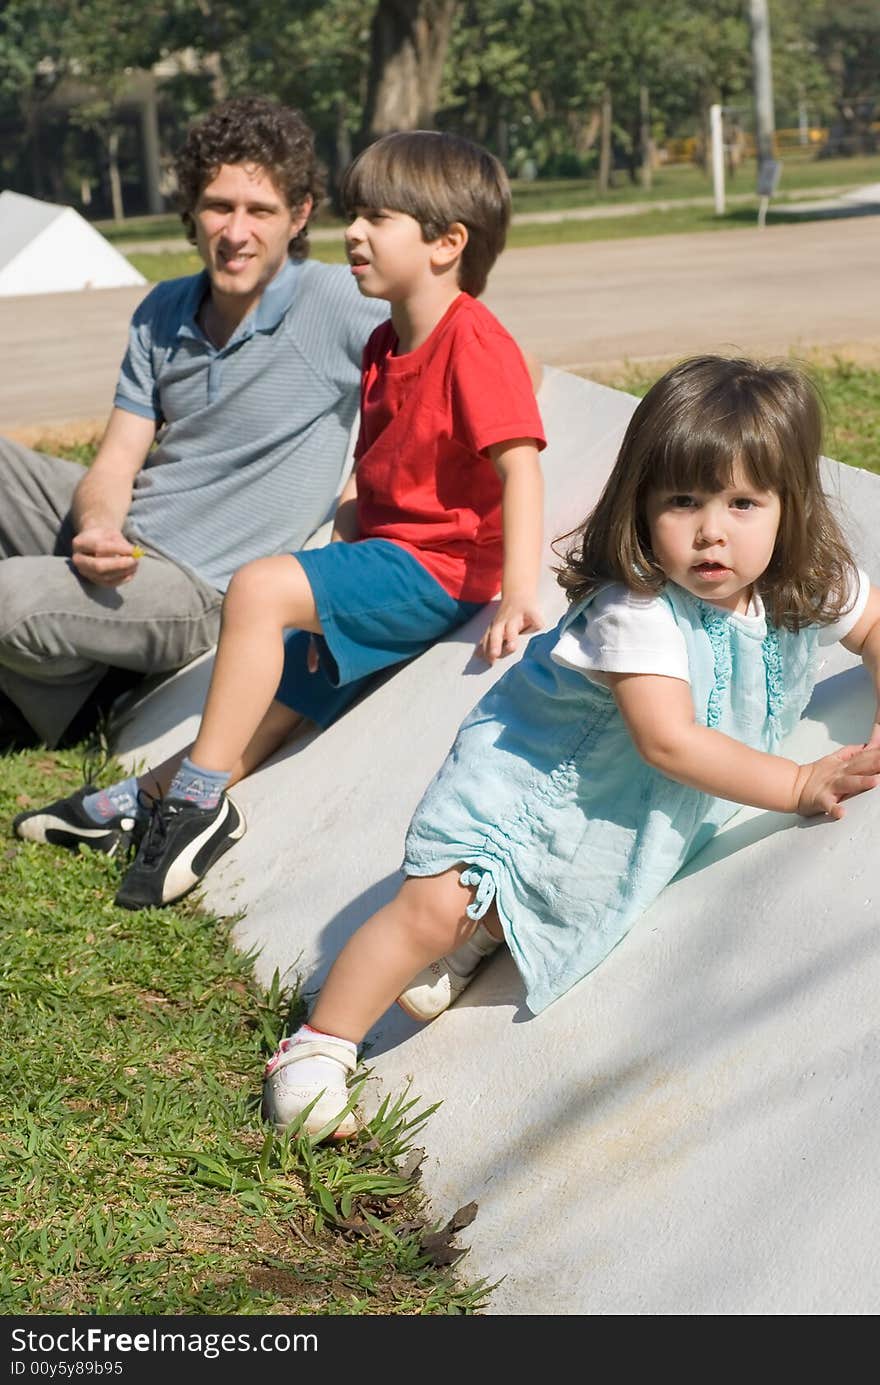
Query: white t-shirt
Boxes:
[{"xmin": 551, "ymin": 572, "xmax": 870, "ymax": 686}]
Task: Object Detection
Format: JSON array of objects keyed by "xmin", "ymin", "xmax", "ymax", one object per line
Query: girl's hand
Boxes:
[
  {"xmin": 479, "ymin": 594, "xmax": 542, "ymax": 663},
  {"xmin": 793, "ymin": 743, "xmax": 880, "ymax": 819},
  {"xmin": 865, "ymin": 712, "xmax": 880, "ymax": 749}
]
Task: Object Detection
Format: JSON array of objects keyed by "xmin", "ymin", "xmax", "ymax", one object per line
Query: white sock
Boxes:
[
  {"xmin": 278, "ymin": 1023, "xmax": 357, "ymax": 1088},
  {"xmin": 447, "ymin": 921, "xmax": 502, "ymax": 977}
]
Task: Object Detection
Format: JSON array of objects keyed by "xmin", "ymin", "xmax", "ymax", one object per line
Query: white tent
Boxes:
[{"xmin": 0, "ymin": 190, "xmax": 146, "ymax": 296}]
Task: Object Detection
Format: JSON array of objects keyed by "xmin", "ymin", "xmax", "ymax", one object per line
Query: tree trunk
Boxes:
[
  {"xmin": 598, "ymin": 85, "xmax": 612, "ymax": 195},
  {"xmin": 335, "ymin": 99, "xmax": 353, "ymax": 181},
  {"xmin": 108, "ymin": 128, "xmax": 125, "ymax": 223},
  {"xmin": 361, "ymin": 0, "xmax": 458, "ymax": 141},
  {"xmin": 639, "ymin": 83, "xmax": 653, "ymax": 191}
]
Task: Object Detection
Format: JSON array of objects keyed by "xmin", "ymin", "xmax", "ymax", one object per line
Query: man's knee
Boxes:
[{"xmin": 0, "ymin": 560, "xmax": 76, "ymax": 671}]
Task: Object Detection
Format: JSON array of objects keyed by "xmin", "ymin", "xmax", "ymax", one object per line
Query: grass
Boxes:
[
  {"xmin": 127, "ymin": 197, "xmax": 880, "ymax": 285},
  {"xmin": 0, "ymin": 746, "xmax": 490, "ymax": 1315},
  {"xmin": 605, "ymin": 354, "xmax": 880, "ymax": 476},
  {"xmin": 99, "ymin": 148, "xmax": 880, "ymax": 243}
]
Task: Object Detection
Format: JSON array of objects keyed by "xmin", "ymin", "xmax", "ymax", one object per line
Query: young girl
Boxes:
[{"xmin": 265, "ymin": 353, "xmax": 880, "ymax": 1139}]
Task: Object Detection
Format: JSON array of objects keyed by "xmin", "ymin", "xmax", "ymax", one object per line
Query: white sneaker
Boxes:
[
  {"xmin": 262, "ymin": 1037, "xmax": 358, "ymax": 1139},
  {"xmin": 397, "ymin": 924, "xmax": 501, "ymax": 1023}
]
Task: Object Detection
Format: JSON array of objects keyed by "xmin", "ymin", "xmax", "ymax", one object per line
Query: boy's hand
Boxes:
[
  {"xmin": 478, "ymin": 594, "xmax": 542, "ymax": 663},
  {"xmin": 793, "ymin": 743, "xmax": 880, "ymax": 819}
]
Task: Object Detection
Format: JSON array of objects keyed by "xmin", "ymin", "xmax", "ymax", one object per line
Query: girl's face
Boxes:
[{"xmin": 645, "ymin": 463, "xmax": 782, "ymax": 614}]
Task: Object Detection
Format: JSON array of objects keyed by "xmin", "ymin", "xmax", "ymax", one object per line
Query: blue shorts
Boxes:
[{"xmin": 275, "ymin": 539, "xmax": 484, "ymax": 728}]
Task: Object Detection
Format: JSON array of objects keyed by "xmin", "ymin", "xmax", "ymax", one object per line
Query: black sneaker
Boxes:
[
  {"xmin": 13, "ymin": 784, "xmax": 139, "ymax": 856},
  {"xmin": 114, "ymin": 793, "xmax": 246, "ymax": 910}
]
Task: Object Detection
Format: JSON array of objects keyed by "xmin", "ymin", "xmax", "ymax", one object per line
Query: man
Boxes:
[{"xmin": 0, "ymin": 96, "xmax": 385, "ymax": 750}]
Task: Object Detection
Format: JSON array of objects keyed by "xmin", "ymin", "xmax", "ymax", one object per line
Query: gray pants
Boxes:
[{"xmin": 0, "ymin": 437, "xmax": 222, "ymax": 746}]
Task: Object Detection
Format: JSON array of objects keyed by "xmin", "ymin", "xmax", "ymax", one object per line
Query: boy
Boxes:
[{"xmin": 16, "ymin": 131, "xmax": 546, "ymax": 911}]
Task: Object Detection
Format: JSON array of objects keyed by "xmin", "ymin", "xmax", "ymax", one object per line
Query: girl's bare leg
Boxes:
[{"xmin": 310, "ymin": 867, "xmax": 499, "ymax": 1043}]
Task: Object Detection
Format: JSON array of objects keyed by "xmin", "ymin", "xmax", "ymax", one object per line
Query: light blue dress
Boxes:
[{"xmin": 403, "ymin": 582, "xmax": 821, "ymax": 1014}]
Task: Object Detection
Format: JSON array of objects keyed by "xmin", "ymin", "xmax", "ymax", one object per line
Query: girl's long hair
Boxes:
[{"xmin": 555, "ymin": 355, "xmax": 857, "ymax": 631}]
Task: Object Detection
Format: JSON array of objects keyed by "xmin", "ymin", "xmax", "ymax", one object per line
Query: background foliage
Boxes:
[{"xmin": 1, "ymin": 1, "xmax": 879, "ymax": 217}]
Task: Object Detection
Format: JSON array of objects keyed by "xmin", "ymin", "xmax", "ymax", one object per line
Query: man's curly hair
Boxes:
[{"xmin": 174, "ymin": 97, "xmax": 326, "ymax": 259}]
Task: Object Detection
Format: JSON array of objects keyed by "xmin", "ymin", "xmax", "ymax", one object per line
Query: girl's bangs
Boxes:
[{"xmin": 649, "ymin": 409, "xmax": 785, "ymax": 496}]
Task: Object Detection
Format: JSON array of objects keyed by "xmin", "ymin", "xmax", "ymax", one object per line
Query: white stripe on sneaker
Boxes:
[
  {"xmin": 17, "ymin": 814, "xmax": 113, "ymax": 842},
  {"xmin": 162, "ymin": 798, "xmax": 245, "ymax": 902}
]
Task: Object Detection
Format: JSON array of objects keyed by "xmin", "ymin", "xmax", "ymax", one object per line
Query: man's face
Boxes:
[{"xmin": 192, "ymin": 162, "xmax": 311, "ymax": 306}]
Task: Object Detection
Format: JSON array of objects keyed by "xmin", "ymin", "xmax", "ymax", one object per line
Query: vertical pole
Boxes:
[
  {"xmin": 798, "ymin": 86, "xmax": 809, "ymax": 145},
  {"xmin": 749, "ymin": 0, "xmax": 776, "ymax": 172},
  {"xmin": 710, "ymin": 103, "xmax": 725, "ymax": 214}
]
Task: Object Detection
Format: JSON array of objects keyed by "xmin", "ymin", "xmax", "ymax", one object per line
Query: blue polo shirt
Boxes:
[{"xmin": 114, "ymin": 257, "xmax": 386, "ymax": 590}]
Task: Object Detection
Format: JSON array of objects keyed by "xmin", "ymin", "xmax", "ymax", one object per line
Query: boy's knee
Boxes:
[{"xmin": 223, "ymin": 555, "xmax": 306, "ymax": 624}]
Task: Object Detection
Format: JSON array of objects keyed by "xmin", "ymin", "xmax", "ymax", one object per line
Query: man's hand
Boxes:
[
  {"xmin": 71, "ymin": 527, "xmax": 142, "ymax": 586},
  {"xmin": 793, "ymin": 743, "xmax": 880, "ymax": 819},
  {"xmin": 478, "ymin": 593, "xmax": 542, "ymax": 664}
]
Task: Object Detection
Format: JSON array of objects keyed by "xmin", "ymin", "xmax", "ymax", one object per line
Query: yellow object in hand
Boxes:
[{"xmin": 131, "ymin": 545, "xmax": 145, "ymax": 559}]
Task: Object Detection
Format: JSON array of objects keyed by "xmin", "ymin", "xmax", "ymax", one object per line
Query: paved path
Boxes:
[
  {"xmin": 1, "ymin": 214, "xmax": 878, "ymax": 434},
  {"xmin": 115, "ymin": 181, "xmax": 867, "ymax": 251},
  {"xmin": 482, "ymin": 215, "xmax": 880, "ymax": 376}
]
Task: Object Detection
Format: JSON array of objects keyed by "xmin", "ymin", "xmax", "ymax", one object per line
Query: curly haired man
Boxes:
[{"xmin": 0, "ymin": 97, "xmax": 385, "ymax": 750}]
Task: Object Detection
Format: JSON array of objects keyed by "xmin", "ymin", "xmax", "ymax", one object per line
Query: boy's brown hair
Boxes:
[
  {"xmin": 175, "ymin": 97, "xmax": 325, "ymax": 260},
  {"xmin": 340, "ymin": 130, "xmax": 510, "ymax": 297},
  {"xmin": 555, "ymin": 355, "xmax": 857, "ymax": 632}
]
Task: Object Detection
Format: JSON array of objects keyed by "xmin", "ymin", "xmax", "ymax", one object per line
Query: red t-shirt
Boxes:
[{"xmin": 354, "ymin": 293, "xmax": 546, "ymax": 603}]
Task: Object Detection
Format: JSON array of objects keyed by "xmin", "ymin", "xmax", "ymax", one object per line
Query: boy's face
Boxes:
[
  {"xmin": 193, "ymin": 162, "xmax": 311, "ymax": 307},
  {"xmin": 345, "ymin": 207, "xmax": 456, "ymax": 303}
]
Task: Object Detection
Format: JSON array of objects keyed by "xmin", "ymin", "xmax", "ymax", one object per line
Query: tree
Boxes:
[
  {"xmin": 361, "ymin": 0, "xmax": 459, "ymax": 138},
  {"xmin": 223, "ymin": 0, "xmax": 374, "ymax": 187}
]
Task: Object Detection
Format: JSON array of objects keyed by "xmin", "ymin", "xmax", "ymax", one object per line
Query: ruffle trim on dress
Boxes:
[
  {"xmin": 699, "ymin": 603, "xmax": 784, "ymax": 729},
  {"xmin": 700, "ymin": 606, "xmax": 732, "ymax": 728}
]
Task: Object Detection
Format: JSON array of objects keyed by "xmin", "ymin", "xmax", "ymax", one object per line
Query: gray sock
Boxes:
[
  {"xmin": 447, "ymin": 922, "xmax": 502, "ymax": 977},
  {"xmin": 167, "ymin": 756, "xmax": 231, "ymax": 810},
  {"xmin": 82, "ymin": 776, "xmax": 142, "ymax": 825}
]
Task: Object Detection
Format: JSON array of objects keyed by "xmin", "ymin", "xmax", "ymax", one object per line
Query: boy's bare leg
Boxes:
[
  {"xmin": 185, "ymin": 553, "xmax": 321, "ymax": 774},
  {"xmin": 136, "ymin": 697, "xmax": 304, "ymax": 798},
  {"xmin": 310, "ymin": 867, "xmax": 502, "ymax": 1044}
]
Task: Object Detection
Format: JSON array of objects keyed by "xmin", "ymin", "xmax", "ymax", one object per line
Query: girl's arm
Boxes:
[
  {"xmin": 611, "ymin": 671, "xmax": 880, "ymax": 819},
  {"xmin": 479, "ymin": 439, "xmax": 544, "ymax": 663},
  {"xmin": 840, "ymin": 583, "xmax": 880, "ymax": 746}
]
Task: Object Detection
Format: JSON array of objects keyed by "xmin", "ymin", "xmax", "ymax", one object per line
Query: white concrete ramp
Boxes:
[
  {"xmin": 117, "ymin": 369, "xmax": 880, "ymax": 1315},
  {"xmin": 0, "ymin": 191, "xmax": 146, "ymax": 296}
]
